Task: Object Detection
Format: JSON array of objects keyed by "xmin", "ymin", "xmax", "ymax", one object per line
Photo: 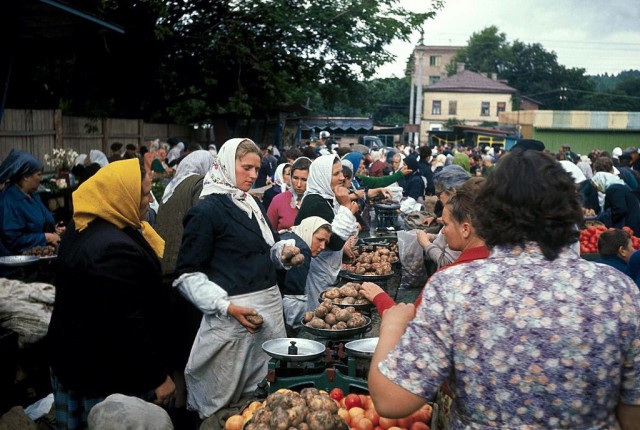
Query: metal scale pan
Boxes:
[
  {"xmin": 262, "ymin": 338, "xmax": 325, "ymax": 362},
  {"xmin": 345, "ymin": 337, "xmax": 378, "ymax": 359}
]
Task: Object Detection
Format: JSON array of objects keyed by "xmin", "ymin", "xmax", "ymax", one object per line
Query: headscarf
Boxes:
[
  {"xmin": 73, "ymin": 158, "xmax": 165, "ymax": 258},
  {"xmin": 304, "ymin": 154, "xmax": 340, "ymax": 211},
  {"xmin": 161, "ymin": 150, "xmax": 214, "ymax": 204},
  {"xmin": 289, "ymin": 216, "xmax": 330, "ymax": 249},
  {"xmin": 273, "ymin": 162, "xmax": 290, "ymax": 192},
  {"xmin": 200, "ymin": 138, "xmax": 274, "ymax": 246},
  {"xmin": 591, "ymin": 171, "xmax": 625, "ymax": 193},
  {"xmin": 432, "ymin": 154, "xmax": 447, "ymax": 171},
  {"xmin": 74, "ymin": 154, "xmax": 87, "ymax": 167},
  {"xmin": 0, "ymin": 149, "xmax": 43, "ymax": 184},
  {"xmin": 342, "ymin": 152, "xmax": 363, "ymax": 174},
  {"xmin": 167, "ymin": 142, "xmax": 185, "ymax": 164},
  {"xmin": 559, "ymin": 160, "xmax": 586, "ymax": 184},
  {"xmin": 403, "ymin": 156, "xmax": 419, "ymax": 172},
  {"xmin": 452, "ymin": 152, "xmax": 471, "ymax": 172},
  {"xmin": 577, "ymin": 156, "xmax": 593, "ymax": 180},
  {"xmin": 89, "ymin": 149, "xmax": 109, "ymax": 167}
]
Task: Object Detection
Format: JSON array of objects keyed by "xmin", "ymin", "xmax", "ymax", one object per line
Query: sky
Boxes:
[{"xmin": 375, "ymin": 0, "xmax": 640, "ymax": 78}]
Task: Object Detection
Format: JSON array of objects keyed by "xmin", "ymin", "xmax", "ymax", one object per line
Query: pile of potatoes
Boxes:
[
  {"xmin": 303, "ymin": 299, "xmax": 369, "ymax": 331},
  {"xmin": 240, "ymin": 388, "xmax": 347, "ymax": 430},
  {"xmin": 321, "ymin": 282, "xmax": 371, "ymax": 307},
  {"xmin": 343, "ymin": 247, "xmax": 395, "ymax": 276}
]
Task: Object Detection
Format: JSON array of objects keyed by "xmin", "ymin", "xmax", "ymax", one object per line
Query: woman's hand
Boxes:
[
  {"xmin": 423, "ymin": 216, "xmax": 436, "ymax": 226},
  {"xmin": 380, "ymin": 302, "xmax": 416, "ymax": 329},
  {"xmin": 359, "ymin": 282, "xmax": 385, "ymax": 302},
  {"xmin": 335, "ymin": 185, "xmax": 351, "ymax": 207},
  {"xmin": 45, "ymin": 232, "xmax": 61, "ymax": 246},
  {"xmin": 353, "ymin": 189, "xmax": 365, "ymax": 200},
  {"xmin": 55, "ymin": 223, "xmax": 66, "ymax": 236},
  {"xmin": 281, "ymin": 245, "xmax": 304, "ymax": 266},
  {"xmin": 416, "ymin": 230, "xmax": 435, "ymax": 248},
  {"xmin": 153, "ymin": 375, "xmax": 176, "ymax": 406},
  {"xmin": 227, "ymin": 304, "xmax": 264, "ymax": 333}
]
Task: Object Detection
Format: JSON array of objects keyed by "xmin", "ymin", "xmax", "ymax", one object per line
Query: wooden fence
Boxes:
[{"xmin": 0, "ymin": 109, "xmax": 192, "ymax": 169}]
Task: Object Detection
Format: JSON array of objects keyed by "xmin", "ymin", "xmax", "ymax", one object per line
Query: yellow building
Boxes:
[{"xmin": 420, "ymin": 67, "xmax": 518, "ymax": 144}]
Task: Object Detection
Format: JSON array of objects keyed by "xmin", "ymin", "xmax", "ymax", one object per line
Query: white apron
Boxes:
[
  {"xmin": 305, "ymin": 249, "xmax": 343, "ymax": 313},
  {"xmin": 185, "ymin": 286, "xmax": 285, "ymax": 418}
]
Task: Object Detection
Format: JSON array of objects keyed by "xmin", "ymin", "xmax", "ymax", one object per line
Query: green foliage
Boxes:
[{"xmin": 443, "ymin": 118, "xmax": 465, "ymax": 130}]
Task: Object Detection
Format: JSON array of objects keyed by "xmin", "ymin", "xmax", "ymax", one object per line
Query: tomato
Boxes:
[
  {"xmin": 409, "ymin": 422, "xmax": 430, "ymax": 430},
  {"xmin": 345, "ymin": 393, "xmax": 363, "ymax": 410},
  {"xmin": 364, "ymin": 408, "xmax": 380, "ymax": 426},
  {"xmin": 379, "ymin": 417, "xmax": 398, "ymax": 429},
  {"xmin": 397, "ymin": 415, "xmax": 415, "ymax": 428},
  {"xmin": 330, "ymin": 387, "xmax": 345, "ymax": 402}
]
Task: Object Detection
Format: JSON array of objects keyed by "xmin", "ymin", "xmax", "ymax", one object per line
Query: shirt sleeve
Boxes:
[
  {"xmin": 173, "ymin": 272, "xmax": 230, "ymax": 317},
  {"xmin": 423, "ymin": 232, "xmax": 460, "ymax": 268},
  {"xmin": 620, "ymin": 282, "xmax": 640, "ymax": 404},
  {"xmin": 378, "ymin": 276, "xmax": 453, "ymax": 399}
]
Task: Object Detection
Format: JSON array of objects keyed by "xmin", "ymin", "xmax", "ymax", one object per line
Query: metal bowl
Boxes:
[
  {"xmin": 339, "ymin": 270, "xmax": 394, "ymax": 282},
  {"xmin": 0, "ymin": 255, "xmax": 39, "ymax": 267},
  {"xmin": 262, "ymin": 338, "xmax": 325, "ymax": 362},
  {"xmin": 303, "ymin": 316, "xmax": 372, "ymax": 340},
  {"xmin": 345, "ymin": 337, "xmax": 378, "ymax": 359}
]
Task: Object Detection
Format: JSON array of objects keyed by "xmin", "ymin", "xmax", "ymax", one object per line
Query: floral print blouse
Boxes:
[{"xmin": 379, "ymin": 243, "xmax": 640, "ymax": 429}]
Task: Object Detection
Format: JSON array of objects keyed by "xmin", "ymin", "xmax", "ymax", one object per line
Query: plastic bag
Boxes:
[{"xmin": 397, "ymin": 229, "xmax": 429, "ymax": 289}]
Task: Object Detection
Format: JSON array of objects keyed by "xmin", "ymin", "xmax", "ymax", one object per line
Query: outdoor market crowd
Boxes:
[{"xmin": 0, "ymin": 132, "xmax": 640, "ymax": 429}]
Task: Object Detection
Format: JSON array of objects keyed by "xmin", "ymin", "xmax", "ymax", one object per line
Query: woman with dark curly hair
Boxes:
[{"xmin": 370, "ymin": 148, "xmax": 640, "ymax": 428}]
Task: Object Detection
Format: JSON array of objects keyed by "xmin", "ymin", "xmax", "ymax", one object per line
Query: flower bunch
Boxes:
[{"xmin": 44, "ymin": 147, "xmax": 79, "ymax": 170}]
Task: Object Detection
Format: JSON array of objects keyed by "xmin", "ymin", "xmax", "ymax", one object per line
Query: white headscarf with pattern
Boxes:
[{"xmin": 200, "ymin": 138, "xmax": 274, "ymax": 245}]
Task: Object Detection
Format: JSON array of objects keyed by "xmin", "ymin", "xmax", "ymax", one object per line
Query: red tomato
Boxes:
[
  {"xmin": 397, "ymin": 416, "xmax": 415, "ymax": 428},
  {"xmin": 379, "ymin": 417, "xmax": 398, "ymax": 429},
  {"xmin": 409, "ymin": 422, "xmax": 430, "ymax": 430},
  {"xmin": 358, "ymin": 394, "xmax": 369, "ymax": 408},
  {"xmin": 330, "ymin": 388, "xmax": 344, "ymax": 402},
  {"xmin": 345, "ymin": 393, "xmax": 363, "ymax": 410},
  {"xmin": 364, "ymin": 408, "xmax": 380, "ymax": 426}
]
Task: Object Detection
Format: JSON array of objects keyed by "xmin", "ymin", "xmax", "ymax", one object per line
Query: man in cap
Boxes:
[
  {"xmin": 624, "ymin": 146, "xmax": 640, "ymax": 172},
  {"xmin": 317, "ymin": 130, "xmax": 334, "ymax": 156},
  {"xmin": 107, "ymin": 142, "xmax": 125, "ymax": 163}
]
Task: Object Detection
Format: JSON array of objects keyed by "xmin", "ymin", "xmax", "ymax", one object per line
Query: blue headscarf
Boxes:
[
  {"xmin": 342, "ymin": 152, "xmax": 363, "ymax": 174},
  {"xmin": 0, "ymin": 149, "xmax": 43, "ymax": 184}
]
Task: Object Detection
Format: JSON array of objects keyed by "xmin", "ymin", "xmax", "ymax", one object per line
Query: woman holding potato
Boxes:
[
  {"xmin": 173, "ymin": 138, "xmax": 303, "ymax": 420},
  {"xmin": 295, "ymin": 154, "xmax": 360, "ymax": 312}
]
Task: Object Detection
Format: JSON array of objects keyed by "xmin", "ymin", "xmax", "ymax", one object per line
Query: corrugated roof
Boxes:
[
  {"xmin": 299, "ymin": 117, "xmax": 373, "ymax": 132},
  {"xmin": 426, "ymin": 70, "xmax": 517, "ymax": 94}
]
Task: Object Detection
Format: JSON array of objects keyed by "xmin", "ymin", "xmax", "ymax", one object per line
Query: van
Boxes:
[{"xmin": 358, "ymin": 136, "xmax": 384, "ymax": 150}]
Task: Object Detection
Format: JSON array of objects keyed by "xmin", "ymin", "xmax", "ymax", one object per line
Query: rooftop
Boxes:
[{"xmin": 426, "ymin": 70, "xmax": 518, "ymax": 94}]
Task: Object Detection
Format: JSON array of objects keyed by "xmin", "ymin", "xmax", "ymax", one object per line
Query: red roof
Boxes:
[{"xmin": 426, "ymin": 70, "xmax": 518, "ymax": 94}]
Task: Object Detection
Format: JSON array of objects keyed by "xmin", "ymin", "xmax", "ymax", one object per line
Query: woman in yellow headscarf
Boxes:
[{"xmin": 47, "ymin": 158, "xmax": 175, "ymax": 430}]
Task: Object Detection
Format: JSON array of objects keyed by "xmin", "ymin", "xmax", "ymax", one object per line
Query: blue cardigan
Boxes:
[{"xmin": 0, "ymin": 184, "xmax": 55, "ymax": 254}]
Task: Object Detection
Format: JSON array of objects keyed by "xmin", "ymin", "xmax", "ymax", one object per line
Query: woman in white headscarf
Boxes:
[
  {"xmin": 277, "ymin": 216, "xmax": 332, "ymax": 332},
  {"xmin": 294, "ymin": 154, "xmax": 360, "ymax": 311},
  {"xmin": 173, "ymin": 138, "xmax": 302, "ymax": 419},
  {"xmin": 261, "ymin": 162, "xmax": 291, "ymax": 210}
]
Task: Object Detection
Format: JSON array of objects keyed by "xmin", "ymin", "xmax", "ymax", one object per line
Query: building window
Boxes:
[
  {"xmin": 496, "ymin": 102, "xmax": 506, "ymax": 116},
  {"xmin": 432, "ymin": 100, "xmax": 441, "ymax": 115},
  {"xmin": 429, "ymin": 55, "xmax": 441, "ymax": 66},
  {"xmin": 428, "ymin": 75, "xmax": 440, "ymax": 85},
  {"xmin": 448, "ymin": 101, "xmax": 457, "ymax": 115},
  {"xmin": 481, "ymin": 101, "xmax": 490, "ymax": 116}
]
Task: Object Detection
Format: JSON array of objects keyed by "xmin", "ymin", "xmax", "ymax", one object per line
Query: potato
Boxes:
[
  {"xmin": 335, "ymin": 309, "xmax": 351, "ymax": 322},
  {"xmin": 347, "ymin": 314, "xmax": 367, "ymax": 328},
  {"xmin": 338, "ymin": 285, "xmax": 358, "ymax": 298},
  {"xmin": 308, "ymin": 317, "xmax": 326, "ymax": 329},
  {"xmin": 324, "ymin": 287, "xmax": 341, "ymax": 299},
  {"xmin": 302, "ymin": 312, "xmax": 315, "ymax": 323},
  {"xmin": 324, "ymin": 313, "xmax": 337, "ymax": 326},
  {"xmin": 246, "ymin": 314, "xmax": 263, "ymax": 325},
  {"xmin": 340, "ymin": 296, "xmax": 355, "ymax": 305},
  {"xmin": 332, "ymin": 321, "xmax": 347, "ymax": 330},
  {"xmin": 314, "ymin": 305, "xmax": 329, "ymax": 319}
]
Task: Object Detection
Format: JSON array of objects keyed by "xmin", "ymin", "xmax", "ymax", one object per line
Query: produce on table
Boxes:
[
  {"xmin": 343, "ymin": 247, "xmax": 396, "ymax": 276},
  {"xmin": 23, "ymin": 245, "xmax": 57, "ymax": 257},
  {"xmin": 225, "ymin": 389, "xmax": 433, "ymax": 430},
  {"xmin": 303, "ymin": 302, "xmax": 368, "ymax": 331},
  {"xmin": 246, "ymin": 314, "xmax": 264, "ymax": 326},
  {"xmin": 322, "ymin": 283, "xmax": 371, "ymax": 307},
  {"xmin": 579, "ymin": 225, "xmax": 640, "ymax": 254}
]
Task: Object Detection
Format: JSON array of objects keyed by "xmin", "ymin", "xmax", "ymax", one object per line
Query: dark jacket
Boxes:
[
  {"xmin": 604, "ymin": 183, "xmax": 640, "ymax": 234},
  {"xmin": 295, "ymin": 194, "xmax": 344, "ymax": 251},
  {"xmin": 176, "ymin": 193, "xmax": 279, "ymax": 295},
  {"xmin": 399, "ymin": 172, "xmax": 426, "ymax": 201},
  {"xmin": 276, "ymin": 232, "xmax": 311, "ymax": 296},
  {"xmin": 47, "ymin": 219, "xmax": 170, "ymax": 397}
]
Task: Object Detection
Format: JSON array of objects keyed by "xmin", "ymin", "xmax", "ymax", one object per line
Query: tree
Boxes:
[
  {"xmin": 5, "ymin": 0, "xmax": 444, "ymax": 124},
  {"xmin": 446, "ymin": 26, "xmax": 595, "ymax": 110}
]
